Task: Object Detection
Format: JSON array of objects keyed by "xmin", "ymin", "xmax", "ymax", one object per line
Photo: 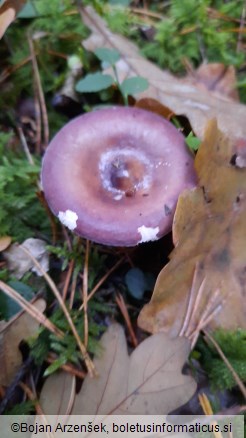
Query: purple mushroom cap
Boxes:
[{"xmin": 41, "ymin": 107, "xmax": 197, "ymax": 246}]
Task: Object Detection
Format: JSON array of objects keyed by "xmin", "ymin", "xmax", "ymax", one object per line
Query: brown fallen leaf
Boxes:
[
  {"xmin": 79, "ymin": 6, "xmax": 246, "ymax": 139},
  {"xmin": 135, "ymin": 97, "xmax": 174, "ymax": 120},
  {"xmin": 138, "ymin": 120, "xmax": 246, "ymax": 339},
  {"xmin": 0, "ymin": 0, "xmax": 26, "ymax": 39},
  {"xmin": 0, "ymin": 298, "xmax": 46, "ymax": 386},
  {"xmin": 39, "ymin": 370, "xmax": 76, "ymax": 415},
  {"xmin": 184, "ymin": 63, "xmax": 239, "ymax": 101},
  {"xmin": 70, "ymin": 323, "xmax": 196, "ymax": 415}
]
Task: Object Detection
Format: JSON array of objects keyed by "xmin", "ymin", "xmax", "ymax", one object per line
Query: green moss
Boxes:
[
  {"xmin": 28, "ymin": 299, "xmax": 111, "ymax": 375},
  {"xmin": 197, "ymin": 329, "xmax": 246, "ymax": 390},
  {"xmin": 0, "ymin": 131, "xmax": 49, "ymax": 241},
  {"xmin": 141, "ymin": 0, "xmax": 244, "ymax": 74}
]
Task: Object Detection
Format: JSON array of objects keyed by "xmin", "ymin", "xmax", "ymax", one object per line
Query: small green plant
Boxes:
[
  {"xmin": 76, "ymin": 47, "xmax": 149, "ymax": 105},
  {"xmin": 29, "ymin": 299, "xmax": 111, "ymax": 376}
]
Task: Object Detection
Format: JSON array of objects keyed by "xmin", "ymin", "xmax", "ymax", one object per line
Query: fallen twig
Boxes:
[{"xmin": 115, "ymin": 293, "xmax": 138, "ymax": 347}]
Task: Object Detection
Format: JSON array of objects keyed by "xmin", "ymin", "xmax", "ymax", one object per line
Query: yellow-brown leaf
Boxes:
[{"xmin": 138, "ymin": 120, "xmax": 246, "ymax": 337}]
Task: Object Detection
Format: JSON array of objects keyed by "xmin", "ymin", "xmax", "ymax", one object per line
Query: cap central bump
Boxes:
[
  {"xmin": 110, "ymin": 158, "xmax": 145, "ymax": 192},
  {"xmin": 99, "ymin": 147, "xmax": 153, "ymax": 199}
]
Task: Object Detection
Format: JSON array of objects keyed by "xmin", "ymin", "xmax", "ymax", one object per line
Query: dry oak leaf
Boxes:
[
  {"xmin": 0, "ymin": 298, "xmax": 46, "ymax": 386},
  {"xmin": 71, "ymin": 323, "xmax": 196, "ymax": 415},
  {"xmin": 184, "ymin": 63, "xmax": 239, "ymax": 101},
  {"xmin": 79, "ymin": 6, "xmax": 246, "ymax": 139},
  {"xmin": 138, "ymin": 120, "xmax": 246, "ymax": 339},
  {"xmin": 39, "ymin": 370, "xmax": 76, "ymax": 415}
]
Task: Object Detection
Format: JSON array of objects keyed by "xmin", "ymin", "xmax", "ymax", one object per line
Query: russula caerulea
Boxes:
[{"xmin": 41, "ymin": 107, "xmax": 196, "ymax": 246}]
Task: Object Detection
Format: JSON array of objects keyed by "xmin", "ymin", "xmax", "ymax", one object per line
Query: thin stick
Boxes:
[
  {"xmin": 129, "ymin": 7, "xmax": 163, "ymax": 19},
  {"xmin": 203, "ymin": 329, "xmax": 246, "ymax": 400},
  {"xmin": 190, "ymin": 302, "xmax": 222, "ymax": 349},
  {"xmin": 197, "ymin": 296, "xmax": 222, "ymax": 332},
  {"xmin": 237, "ymin": 0, "xmax": 246, "ymax": 53},
  {"xmin": 16, "ymin": 125, "xmax": 35, "ymax": 165},
  {"xmin": 179, "ymin": 261, "xmax": 201, "ymax": 337},
  {"xmin": 62, "ymin": 226, "xmax": 73, "ymax": 252},
  {"xmin": 27, "ymin": 33, "xmax": 49, "ymax": 148},
  {"xmin": 0, "ymin": 56, "xmax": 31, "ymax": 83},
  {"xmin": 188, "ymin": 288, "xmax": 222, "ymax": 340},
  {"xmin": 198, "ymin": 393, "xmax": 223, "ymax": 438},
  {"xmin": 188, "ymin": 287, "xmax": 223, "ymax": 349},
  {"xmin": 16, "ymin": 125, "xmax": 43, "ymax": 200},
  {"xmin": 0, "ymin": 281, "xmax": 63, "ymax": 338},
  {"xmin": 66, "ymin": 374, "xmax": 76, "ymax": 416},
  {"xmin": 185, "ymin": 276, "xmax": 208, "ymax": 338},
  {"xmin": 79, "ymin": 256, "xmax": 125, "ymax": 311},
  {"xmin": 19, "ymin": 382, "xmax": 44, "ymax": 416},
  {"xmin": 62, "ymin": 259, "xmax": 75, "ymax": 301},
  {"xmin": 123, "ymin": 249, "xmax": 135, "ymax": 268},
  {"xmin": 69, "ymin": 271, "xmax": 78, "ymax": 310},
  {"xmin": 82, "ymin": 240, "xmax": 90, "ymax": 347},
  {"xmin": 207, "ymin": 6, "xmax": 246, "ymax": 24},
  {"xmin": 115, "ymin": 293, "xmax": 138, "ymax": 347},
  {"xmin": 46, "ymin": 49, "xmax": 67, "ymax": 59},
  {"xmin": 33, "ymin": 82, "xmax": 42, "ymax": 154},
  {"xmin": 198, "ymin": 392, "xmax": 213, "ymax": 415},
  {"xmin": 19, "ymin": 382, "xmax": 54, "ymax": 438},
  {"xmin": 20, "ymin": 246, "xmax": 96, "ymax": 377}
]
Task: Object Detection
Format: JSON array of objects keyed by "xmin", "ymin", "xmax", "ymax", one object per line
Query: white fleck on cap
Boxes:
[{"xmin": 58, "ymin": 210, "xmax": 78, "ymax": 231}]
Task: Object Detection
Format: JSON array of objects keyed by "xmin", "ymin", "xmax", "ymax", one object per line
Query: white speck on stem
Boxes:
[
  {"xmin": 58, "ymin": 210, "xmax": 78, "ymax": 230},
  {"xmin": 137, "ymin": 225, "xmax": 159, "ymax": 244}
]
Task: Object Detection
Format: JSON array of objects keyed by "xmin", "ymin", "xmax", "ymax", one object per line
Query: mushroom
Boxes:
[{"xmin": 41, "ymin": 107, "xmax": 196, "ymax": 246}]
